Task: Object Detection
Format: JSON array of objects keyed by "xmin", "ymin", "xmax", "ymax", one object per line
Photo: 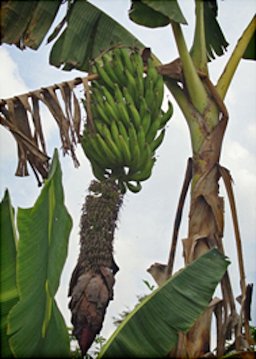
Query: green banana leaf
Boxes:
[
  {"xmin": 0, "ymin": 0, "xmax": 230, "ymax": 72},
  {"xmin": 49, "ymin": 0, "xmax": 144, "ymax": 71},
  {"xmin": 0, "ymin": 190, "xmax": 18, "ymax": 358},
  {"xmin": 99, "ymin": 248, "xmax": 229, "ymax": 358},
  {"xmin": 6, "ymin": 150, "xmax": 72, "ymax": 357},
  {"xmin": 129, "ymin": 0, "xmax": 187, "ymax": 27},
  {"xmin": 129, "ymin": 0, "xmax": 228, "ymax": 61},
  {"xmin": 0, "ymin": 0, "xmax": 62, "ymax": 49},
  {"xmin": 0, "ymin": 0, "xmax": 144, "ymax": 72},
  {"xmin": 203, "ymin": 1, "xmax": 229, "ymax": 60}
]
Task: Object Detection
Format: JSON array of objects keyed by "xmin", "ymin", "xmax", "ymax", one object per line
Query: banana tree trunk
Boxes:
[
  {"xmin": 183, "ymin": 115, "xmax": 227, "ymax": 265},
  {"xmin": 179, "ymin": 114, "xmax": 241, "ymax": 358}
]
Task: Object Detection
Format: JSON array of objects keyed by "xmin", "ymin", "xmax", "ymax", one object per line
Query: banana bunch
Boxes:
[{"xmin": 81, "ymin": 47, "xmax": 173, "ymax": 193}]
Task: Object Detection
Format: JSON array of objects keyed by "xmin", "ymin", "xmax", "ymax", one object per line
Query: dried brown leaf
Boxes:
[
  {"xmin": 0, "ymin": 74, "xmax": 91, "ymax": 183},
  {"xmin": 219, "ymin": 165, "xmax": 250, "ymax": 343},
  {"xmin": 7, "ymin": 98, "xmax": 32, "ymax": 176},
  {"xmin": 58, "ymin": 83, "xmax": 73, "ymax": 131},
  {"xmin": 40, "ymin": 86, "xmax": 79, "ymax": 166},
  {"xmin": 31, "ymin": 94, "xmax": 46, "ymax": 153},
  {"xmin": 1, "ymin": 98, "xmax": 49, "ymax": 184},
  {"xmin": 17, "ymin": 94, "xmax": 32, "ymax": 113},
  {"xmin": 72, "ymin": 91, "xmax": 82, "ymax": 141}
]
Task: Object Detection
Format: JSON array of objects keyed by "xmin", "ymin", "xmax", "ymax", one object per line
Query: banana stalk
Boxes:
[{"xmin": 153, "ymin": 3, "xmax": 255, "ymax": 357}]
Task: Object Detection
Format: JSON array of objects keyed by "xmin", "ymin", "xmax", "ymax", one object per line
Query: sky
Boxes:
[{"xmin": 0, "ymin": 0, "xmax": 255, "ymax": 349}]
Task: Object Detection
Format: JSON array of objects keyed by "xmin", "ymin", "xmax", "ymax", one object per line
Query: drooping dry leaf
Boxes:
[
  {"xmin": 37, "ymin": 86, "xmax": 80, "ymax": 167},
  {"xmin": 58, "ymin": 81, "xmax": 80, "ymax": 145},
  {"xmin": 0, "ymin": 75, "xmax": 89, "ymax": 184},
  {"xmin": 0, "ymin": 97, "xmax": 49, "ymax": 184},
  {"xmin": 72, "ymin": 90, "xmax": 82, "ymax": 141},
  {"xmin": 31, "ymin": 94, "xmax": 46, "ymax": 153}
]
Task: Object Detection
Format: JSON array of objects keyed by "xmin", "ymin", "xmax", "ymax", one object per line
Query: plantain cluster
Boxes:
[{"xmin": 81, "ymin": 47, "xmax": 173, "ymax": 193}]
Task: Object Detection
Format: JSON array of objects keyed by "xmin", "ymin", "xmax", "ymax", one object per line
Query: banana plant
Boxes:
[{"xmin": 127, "ymin": 2, "xmax": 255, "ymax": 357}]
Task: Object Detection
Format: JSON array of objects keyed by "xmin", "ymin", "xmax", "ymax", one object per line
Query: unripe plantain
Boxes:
[{"xmin": 82, "ymin": 48, "xmax": 173, "ymax": 194}]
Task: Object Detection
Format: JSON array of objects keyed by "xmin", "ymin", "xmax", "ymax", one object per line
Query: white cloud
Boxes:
[
  {"xmin": 222, "ymin": 140, "xmax": 256, "ymax": 189},
  {"xmin": 0, "ymin": 48, "xmax": 29, "ymax": 159},
  {"xmin": 0, "ymin": 47, "xmax": 28, "ymax": 98},
  {"xmin": 246, "ymin": 123, "xmax": 256, "ymax": 143}
]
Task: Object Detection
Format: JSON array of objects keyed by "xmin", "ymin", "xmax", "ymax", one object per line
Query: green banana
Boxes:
[
  {"xmin": 94, "ymin": 120, "xmax": 105, "ymax": 137},
  {"xmin": 82, "ymin": 133, "xmax": 110, "ymax": 169},
  {"xmin": 114, "ymin": 83, "xmax": 124, "ymax": 104},
  {"xmin": 144, "ymin": 78, "xmax": 155, "ymax": 112},
  {"xmin": 94, "ymin": 132, "xmax": 118, "ymax": 167},
  {"xmin": 92, "ymin": 101, "xmax": 111, "ymax": 125},
  {"xmin": 154, "ymin": 73, "xmax": 164, "ymax": 96},
  {"xmin": 117, "ymin": 101, "xmax": 131, "ymax": 129},
  {"xmin": 91, "ymin": 85, "xmax": 104, "ymax": 106},
  {"xmin": 90, "ymin": 159, "xmax": 107, "ymax": 181},
  {"xmin": 110, "ymin": 120, "xmax": 120, "ymax": 147},
  {"xmin": 101, "ymin": 86, "xmax": 116, "ymax": 108},
  {"xmin": 87, "ymin": 137, "xmax": 110, "ymax": 169},
  {"xmin": 128, "ymin": 124, "xmax": 141, "ymax": 171},
  {"xmin": 133, "ymin": 142, "xmax": 151, "ymax": 173},
  {"xmin": 123, "ymin": 86, "xmax": 135, "ymax": 107},
  {"xmin": 91, "ymin": 86, "xmax": 113, "ymax": 123},
  {"xmin": 117, "ymin": 120, "xmax": 129, "ymax": 144},
  {"xmin": 118, "ymin": 134, "xmax": 132, "ymax": 165},
  {"xmin": 135, "ymin": 69, "xmax": 144, "ymax": 98},
  {"xmin": 150, "ymin": 128, "xmax": 166, "ymax": 152},
  {"xmin": 128, "ymin": 102, "xmax": 141, "ymax": 129},
  {"xmin": 102, "ymin": 100, "xmax": 119, "ymax": 122},
  {"xmin": 130, "ymin": 52, "xmax": 144, "ymax": 96},
  {"xmin": 124, "ymin": 69, "xmax": 139, "ymax": 103},
  {"xmin": 101, "ymin": 123, "xmax": 123, "ymax": 165},
  {"xmin": 160, "ymin": 102, "xmax": 173, "ymax": 127},
  {"xmin": 141, "ymin": 111, "xmax": 152, "ymax": 135},
  {"xmin": 119, "ymin": 47, "xmax": 134, "ymax": 75},
  {"xmin": 95, "ymin": 61, "xmax": 114, "ymax": 90},
  {"xmin": 153, "ymin": 75, "xmax": 164, "ymax": 113},
  {"xmin": 146, "ymin": 58, "xmax": 159, "ymax": 86},
  {"xmin": 91, "ymin": 64, "xmax": 97, "ymax": 75},
  {"xmin": 130, "ymin": 51, "xmax": 144, "ymax": 77},
  {"xmin": 139, "ymin": 97, "xmax": 148, "ymax": 118},
  {"xmin": 102, "ymin": 53, "xmax": 119, "ymax": 83},
  {"xmin": 137, "ymin": 125, "xmax": 146, "ymax": 152},
  {"xmin": 112, "ymin": 51, "xmax": 126, "ymax": 85},
  {"xmin": 146, "ymin": 116, "xmax": 161, "ymax": 143},
  {"xmin": 126, "ymin": 181, "xmax": 142, "ymax": 193},
  {"xmin": 128, "ymin": 157, "xmax": 155, "ymax": 182}
]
